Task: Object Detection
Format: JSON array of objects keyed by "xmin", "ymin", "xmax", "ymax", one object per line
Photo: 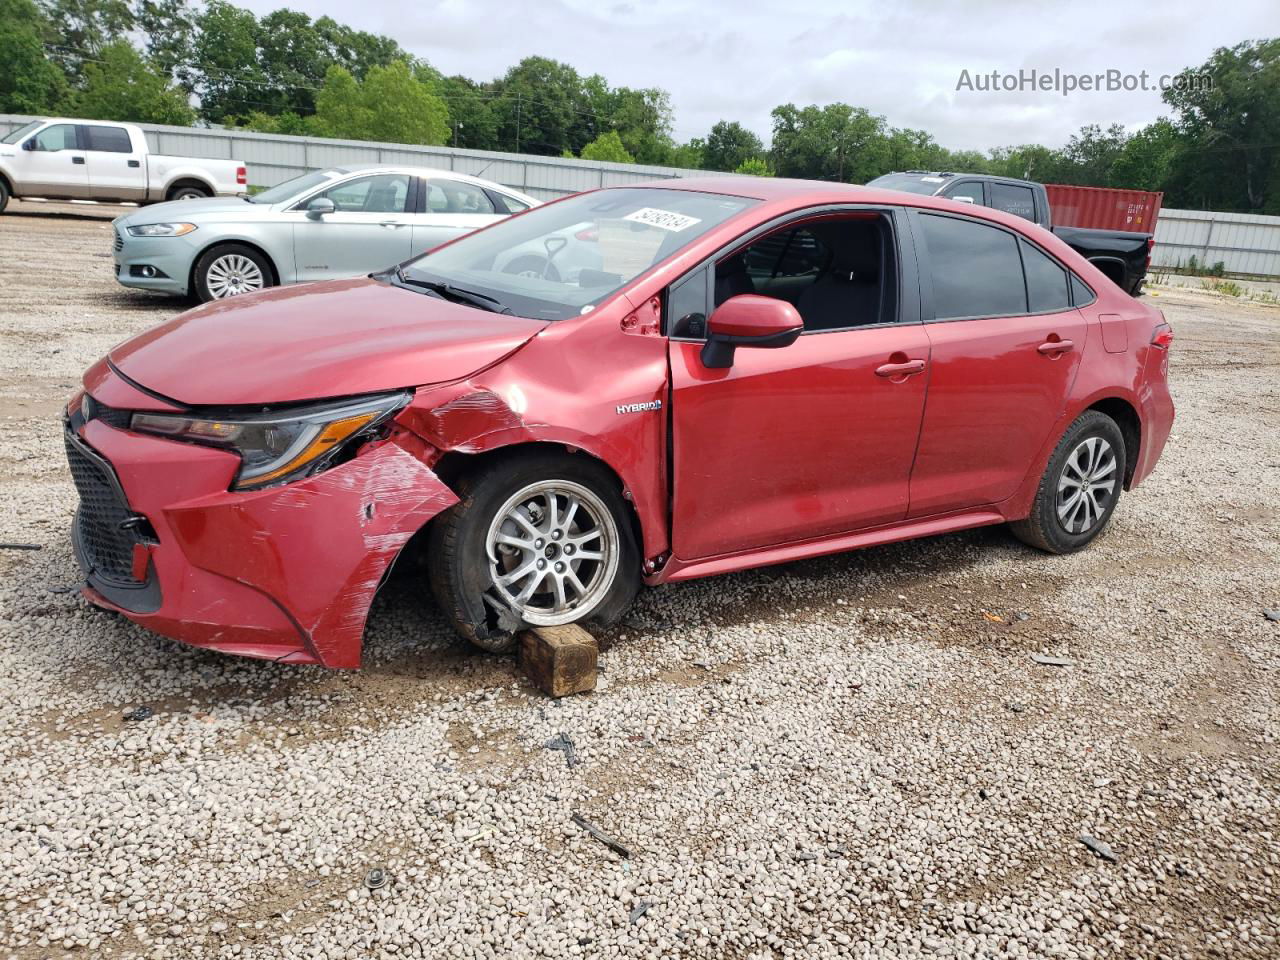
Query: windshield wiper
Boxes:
[{"xmin": 405, "ymin": 278, "xmax": 512, "ymax": 314}]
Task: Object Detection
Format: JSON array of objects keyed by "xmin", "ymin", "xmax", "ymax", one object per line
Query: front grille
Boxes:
[
  {"xmin": 64, "ymin": 432, "xmax": 143, "ymax": 585},
  {"xmin": 113, "ymin": 229, "xmax": 124, "ymax": 253}
]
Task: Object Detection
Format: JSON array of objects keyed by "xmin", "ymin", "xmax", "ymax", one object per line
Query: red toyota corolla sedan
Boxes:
[{"xmin": 64, "ymin": 177, "xmax": 1174, "ymax": 666}]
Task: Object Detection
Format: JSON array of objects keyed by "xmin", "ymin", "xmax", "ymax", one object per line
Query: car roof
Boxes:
[{"xmin": 325, "ymin": 163, "xmax": 538, "ymax": 203}]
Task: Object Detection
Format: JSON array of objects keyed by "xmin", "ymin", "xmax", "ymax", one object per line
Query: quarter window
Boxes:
[
  {"xmin": 494, "ymin": 193, "xmax": 531, "ymax": 214},
  {"xmin": 314, "ymin": 174, "xmax": 409, "ymax": 213},
  {"xmin": 32, "ymin": 124, "xmax": 77, "ymax": 152},
  {"xmin": 920, "ymin": 213, "xmax": 1026, "ymax": 320},
  {"xmin": 84, "ymin": 126, "xmax": 133, "ymax": 153},
  {"xmin": 990, "ymin": 182, "xmax": 1037, "ymax": 222},
  {"xmin": 1070, "ymin": 274, "xmax": 1096, "ymax": 307},
  {"xmin": 425, "ymin": 179, "xmax": 495, "ymax": 214},
  {"xmin": 1020, "ymin": 239, "xmax": 1071, "ymax": 313}
]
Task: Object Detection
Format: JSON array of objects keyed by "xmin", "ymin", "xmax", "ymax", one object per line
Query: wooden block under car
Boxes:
[{"xmin": 520, "ymin": 624, "xmax": 598, "ymax": 697}]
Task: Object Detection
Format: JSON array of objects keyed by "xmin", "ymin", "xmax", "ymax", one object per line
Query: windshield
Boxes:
[
  {"xmin": 867, "ymin": 174, "xmax": 946, "ymax": 195},
  {"xmin": 402, "ymin": 187, "xmax": 757, "ymax": 321},
  {"xmin": 252, "ymin": 170, "xmax": 337, "ymax": 205},
  {"xmin": 2, "ymin": 121, "xmax": 42, "ymax": 145}
]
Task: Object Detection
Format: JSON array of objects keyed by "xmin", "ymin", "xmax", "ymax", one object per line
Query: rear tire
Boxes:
[
  {"xmin": 428, "ymin": 451, "xmax": 641, "ymax": 653},
  {"xmin": 169, "ymin": 183, "xmax": 211, "ymax": 202},
  {"xmin": 1011, "ymin": 410, "xmax": 1126, "ymax": 554},
  {"xmin": 193, "ymin": 243, "xmax": 274, "ymax": 303}
]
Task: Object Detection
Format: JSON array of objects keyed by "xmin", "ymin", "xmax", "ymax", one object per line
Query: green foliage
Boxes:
[
  {"xmin": 734, "ymin": 156, "xmax": 774, "ymax": 176},
  {"xmin": 579, "ymin": 130, "xmax": 633, "ymax": 164},
  {"xmin": 703, "ymin": 121, "xmax": 763, "ymax": 172},
  {"xmin": 309, "ymin": 62, "xmax": 449, "ymax": 145},
  {"xmin": 134, "ymin": 0, "xmax": 193, "ymax": 85},
  {"xmin": 71, "ymin": 39, "xmax": 194, "ymax": 124},
  {"xmin": 0, "ymin": 0, "xmax": 68, "ymax": 112},
  {"xmin": 39, "ymin": 0, "xmax": 134, "ymax": 78},
  {"xmin": 771, "ymin": 103, "xmax": 890, "ymax": 182}
]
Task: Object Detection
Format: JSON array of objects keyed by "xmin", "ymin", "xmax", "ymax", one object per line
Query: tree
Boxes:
[
  {"xmin": 734, "ymin": 156, "xmax": 773, "ymax": 176},
  {"xmin": 1110, "ymin": 118, "xmax": 1183, "ymax": 192},
  {"xmin": 770, "ymin": 103, "xmax": 891, "ymax": 182},
  {"xmin": 134, "ymin": 0, "xmax": 194, "ymax": 86},
  {"xmin": 493, "ymin": 56, "xmax": 584, "ymax": 155},
  {"xmin": 0, "ymin": 0, "xmax": 68, "ymax": 113},
  {"xmin": 309, "ymin": 62, "xmax": 449, "ymax": 145},
  {"xmin": 39, "ymin": 0, "xmax": 134, "ymax": 78},
  {"xmin": 439, "ymin": 74, "xmax": 498, "ymax": 149},
  {"xmin": 579, "ymin": 130, "xmax": 633, "ymax": 164},
  {"xmin": 190, "ymin": 0, "xmax": 264, "ymax": 123},
  {"xmin": 668, "ymin": 138, "xmax": 704, "ymax": 170},
  {"xmin": 1163, "ymin": 39, "xmax": 1280, "ymax": 212},
  {"xmin": 703, "ymin": 121, "xmax": 763, "ymax": 172},
  {"xmin": 72, "ymin": 38, "xmax": 194, "ymax": 124},
  {"xmin": 1058, "ymin": 123, "xmax": 1130, "ymax": 186}
]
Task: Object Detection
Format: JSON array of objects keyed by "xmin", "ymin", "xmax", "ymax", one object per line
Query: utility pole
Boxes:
[
  {"xmin": 453, "ymin": 121, "xmax": 463, "ymax": 148},
  {"xmin": 515, "ymin": 95, "xmax": 521, "ymax": 154}
]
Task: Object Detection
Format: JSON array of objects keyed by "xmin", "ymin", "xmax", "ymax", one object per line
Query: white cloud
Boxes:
[{"xmin": 238, "ymin": 0, "xmax": 1275, "ymax": 153}]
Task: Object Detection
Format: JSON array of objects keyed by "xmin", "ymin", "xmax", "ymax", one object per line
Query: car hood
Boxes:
[
  {"xmin": 108, "ymin": 277, "xmax": 549, "ymax": 406},
  {"xmin": 116, "ymin": 197, "xmax": 253, "ymax": 224}
]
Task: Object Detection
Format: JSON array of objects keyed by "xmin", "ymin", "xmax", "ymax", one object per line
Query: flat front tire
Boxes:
[
  {"xmin": 428, "ymin": 451, "xmax": 641, "ymax": 653},
  {"xmin": 1011, "ymin": 410, "xmax": 1126, "ymax": 554},
  {"xmin": 193, "ymin": 244, "xmax": 274, "ymax": 302}
]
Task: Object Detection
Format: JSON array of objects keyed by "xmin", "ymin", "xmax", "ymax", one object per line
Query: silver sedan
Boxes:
[{"xmin": 110, "ymin": 164, "xmax": 540, "ymax": 302}]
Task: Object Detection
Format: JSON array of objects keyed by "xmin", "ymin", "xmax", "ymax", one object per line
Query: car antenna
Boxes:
[{"xmin": 473, "ymin": 159, "xmax": 496, "ymax": 179}]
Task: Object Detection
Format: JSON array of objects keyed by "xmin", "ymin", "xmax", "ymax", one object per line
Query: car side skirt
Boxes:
[{"xmin": 647, "ymin": 508, "xmax": 1007, "ymax": 585}]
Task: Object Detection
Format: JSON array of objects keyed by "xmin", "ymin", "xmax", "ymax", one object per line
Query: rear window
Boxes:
[
  {"xmin": 85, "ymin": 125, "xmax": 133, "ymax": 153},
  {"xmin": 920, "ymin": 213, "xmax": 1026, "ymax": 320},
  {"xmin": 867, "ymin": 173, "xmax": 946, "ymax": 195}
]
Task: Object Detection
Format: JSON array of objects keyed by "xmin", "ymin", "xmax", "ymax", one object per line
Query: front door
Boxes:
[
  {"xmin": 16, "ymin": 123, "xmax": 88, "ymax": 197},
  {"xmin": 907, "ymin": 211, "xmax": 1088, "ymax": 517},
  {"xmin": 668, "ymin": 211, "xmax": 931, "ymax": 561},
  {"xmin": 291, "ymin": 172, "xmax": 414, "ymax": 281}
]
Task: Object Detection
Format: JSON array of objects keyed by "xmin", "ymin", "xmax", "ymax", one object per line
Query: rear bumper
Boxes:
[
  {"xmin": 1133, "ymin": 349, "xmax": 1175, "ymax": 486},
  {"xmin": 65, "ymin": 402, "xmax": 457, "ymax": 668}
]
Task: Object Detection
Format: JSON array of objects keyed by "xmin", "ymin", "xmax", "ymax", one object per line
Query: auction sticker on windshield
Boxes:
[{"xmin": 623, "ymin": 207, "xmax": 703, "ymax": 232}]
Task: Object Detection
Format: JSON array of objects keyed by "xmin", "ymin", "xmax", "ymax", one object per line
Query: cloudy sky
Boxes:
[{"xmin": 242, "ymin": 0, "xmax": 1274, "ymax": 152}]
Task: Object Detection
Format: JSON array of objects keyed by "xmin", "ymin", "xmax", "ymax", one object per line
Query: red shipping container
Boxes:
[{"xmin": 1045, "ymin": 184, "xmax": 1163, "ymax": 234}]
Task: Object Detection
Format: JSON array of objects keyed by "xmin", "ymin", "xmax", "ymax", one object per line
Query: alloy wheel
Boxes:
[
  {"xmin": 205, "ymin": 254, "xmax": 265, "ymax": 299},
  {"xmin": 484, "ymin": 480, "xmax": 619, "ymax": 625},
  {"xmin": 1056, "ymin": 436, "xmax": 1118, "ymax": 535}
]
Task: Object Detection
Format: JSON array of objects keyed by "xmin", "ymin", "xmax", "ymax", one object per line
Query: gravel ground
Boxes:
[{"xmin": 1, "ymin": 201, "xmax": 1278, "ymax": 960}]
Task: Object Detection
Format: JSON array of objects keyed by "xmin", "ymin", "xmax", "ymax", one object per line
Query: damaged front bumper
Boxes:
[{"xmin": 65, "ymin": 398, "xmax": 458, "ymax": 669}]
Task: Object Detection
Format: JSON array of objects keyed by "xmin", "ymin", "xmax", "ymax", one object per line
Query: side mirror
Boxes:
[
  {"xmin": 701, "ymin": 294, "xmax": 803, "ymax": 369},
  {"xmin": 306, "ymin": 197, "xmax": 335, "ymax": 220},
  {"xmin": 22, "ymin": 139, "xmax": 36, "ymax": 151},
  {"xmin": 952, "ymin": 195, "xmax": 975, "ymax": 204}
]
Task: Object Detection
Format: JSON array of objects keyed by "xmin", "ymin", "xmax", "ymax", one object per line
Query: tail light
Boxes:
[
  {"xmin": 1151, "ymin": 322, "xmax": 1174, "ymax": 349},
  {"xmin": 236, "ymin": 166, "xmax": 247, "ymax": 186},
  {"xmin": 574, "ymin": 227, "xmax": 598, "ymax": 242}
]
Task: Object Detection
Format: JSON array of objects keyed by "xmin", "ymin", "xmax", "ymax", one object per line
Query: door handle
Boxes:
[
  {"xmin": 71, "ymin": 156, "xmax": 85, "ymax": 165},
  {"xmin": 127, "ymin": 159, "xmax": 140, "ymax": 168},
  {"xmin": 379, "ymin": 220, "xmax": 407, "ymax": 228},
  {"xmin": 1037, "ymin": 338, "xmax": 1074, "ymax": 355},
  {"xmin": 875, "ymin": 359, "xmax": 927, "ymax": 378}
]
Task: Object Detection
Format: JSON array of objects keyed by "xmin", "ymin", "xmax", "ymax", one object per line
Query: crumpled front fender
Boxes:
[{"xmin": 162, "ymin": 431, "xmax": 457, "ymax": 668}]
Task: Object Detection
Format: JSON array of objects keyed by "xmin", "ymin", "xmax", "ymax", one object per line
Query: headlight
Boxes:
[
  {"xmin": 130, "ymin": 392, "xmax": 411, "ymax": 490},
  {"xmin": 126, "ymin": 222, "xmax": 197, "ymax": 237}
]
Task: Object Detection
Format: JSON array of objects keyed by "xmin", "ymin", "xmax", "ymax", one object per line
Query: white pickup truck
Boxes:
[{"xmin": 0, "ymin": 118, "xmax": 246, "ymax": 213}]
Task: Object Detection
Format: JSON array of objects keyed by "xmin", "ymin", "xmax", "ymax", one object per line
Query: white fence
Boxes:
[
  {"xmin": 1151, "ymin": 208, "xmax": 1280, "ymax": 279},
  {"xmin": 0, "ymin": 113, "xmax": 710, "ymax": 201}
]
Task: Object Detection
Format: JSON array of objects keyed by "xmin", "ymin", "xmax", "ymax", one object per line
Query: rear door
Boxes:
[
  {"xmin": 906, "ymin": 210, "xmax": 1087, "ymax": 517},
  {"xmin": 410, "ymin": 178, "xmax": 506, "ymax": 256},
  {"xmin": 81, "ymin": 124, "xmax": 146, "ymax": 200},
  {"xmin": 15, "ymin": 123, "xmax": 88, "ymax": 197},
  {"xmin": 291, "ymin": 172, "xmax": 414, "ymax": 281}
]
